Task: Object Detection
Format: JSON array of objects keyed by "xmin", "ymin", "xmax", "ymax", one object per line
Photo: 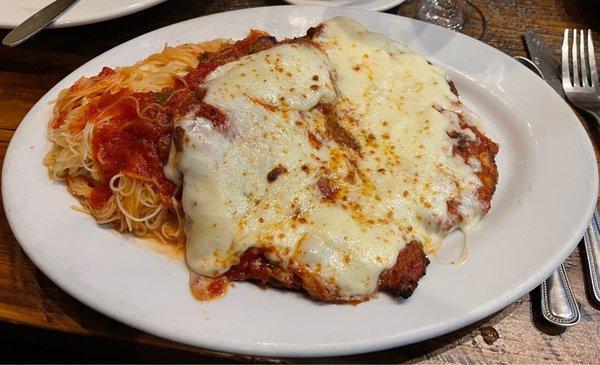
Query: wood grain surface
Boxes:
[{"xmin": 1, "ymin": 0, "xmax": 599, "ymax": 362}]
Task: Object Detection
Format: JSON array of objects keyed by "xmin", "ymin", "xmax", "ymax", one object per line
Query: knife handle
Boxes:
[
  {"xmin": 540, "ymin": 264, "xmax": 580, "ymax": 326},
  {"xmin": 583, "ymin": 210, "xmax": 600, "ymax": 303}
]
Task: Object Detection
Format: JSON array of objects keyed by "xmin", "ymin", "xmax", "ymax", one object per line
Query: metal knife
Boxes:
[
  {"xmin": 2, "ymin": 0, "xmax": 80, "ymax": 47},
  {"xmin": 525, "ymin": 30, "xmax": 600, "ymax": 306},
  {"xmin": 514, "ymin": 54, "xmax": 580, "ymax": 327},
  {"xmin": 524, "ymin": 31, "xmax": 566, "ymax": 99}
]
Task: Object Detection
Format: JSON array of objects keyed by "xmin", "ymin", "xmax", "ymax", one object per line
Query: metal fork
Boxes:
[
  {"xmin": 562, "ymin": 29, "xmax": 600, "ymax": 303},
  {"xmin": 562, "ymin": 30, "xmax": 600, "ymax": 121}
]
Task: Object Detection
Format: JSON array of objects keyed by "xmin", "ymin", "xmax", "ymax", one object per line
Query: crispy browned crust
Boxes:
[
  {"xmin": 220, "ymin": 242, "xmax": 429, "ymax": 303},
  {"xmin": 224, "ymin": 248, "xmax": 340, "ymax": 302},
  {"xmin": 378, "ymin": 241, "xmax": 430, "ymax": 299},
  {"xmin": 446, "ymin": 80, "xmax": 499, "ymax": 215}
]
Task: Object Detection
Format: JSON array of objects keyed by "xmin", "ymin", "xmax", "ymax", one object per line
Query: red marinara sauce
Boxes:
[
  {"xmin": 54, "ymin": 32, "xmax": 277, "ymax": 210},
  {"xmin": 88, "ymin": 89, "xmax": 178, "ymax": 209},
  {"xmin": 89, "ymin": 184, "xmax": 113, "ymax": 209}
]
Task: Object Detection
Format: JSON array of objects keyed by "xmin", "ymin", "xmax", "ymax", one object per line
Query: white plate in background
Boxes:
[
  {"xmin": 284, "ymin": 0, "xmax": 406, "ymax": 11},
  {"xmin": 2, "ymin": 5, "xmax": 597, "ymax": 358},
  {"xmin": 0, "ymin": 0, "xmax": 167, "ymax": 28}
]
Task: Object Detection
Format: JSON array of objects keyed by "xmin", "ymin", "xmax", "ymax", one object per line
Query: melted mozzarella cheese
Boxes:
[
  {"xmin": 171, "ymin": 18, "xmax": 486, "ymax": 298},
  {"xmin": 312, "ymin": 17, "xmax": 484, "ymax": 249}
]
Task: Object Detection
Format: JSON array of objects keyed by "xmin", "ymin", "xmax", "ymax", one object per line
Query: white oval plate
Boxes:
[
  {"xmin": 0, "ymin": 0, "xmax": 166, "ymax": 29},
  {"xmin": 2, "ymin": 6, "xmax": 597, "ymax": 358},
  {"xmin": 284, "ymin": 0, "xmax": 405, "ymax": 12}
]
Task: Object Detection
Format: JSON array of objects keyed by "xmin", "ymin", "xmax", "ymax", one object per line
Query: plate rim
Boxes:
[
  {"xmin": 2, "ymin": 5, "xmax": 598, "ymax": 357},
  {"xmin": 283, "ymin": 0, "xmax": 407, "ymax": 12}
]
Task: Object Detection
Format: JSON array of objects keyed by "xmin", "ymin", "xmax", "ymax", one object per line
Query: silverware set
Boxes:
[
  {"xmin": 563, "ymin": 28, "xmax": 600, "ymax": 305},
  {"xmin": 520, "ymin": 29, "xmax": 600, "ymax": 327}
]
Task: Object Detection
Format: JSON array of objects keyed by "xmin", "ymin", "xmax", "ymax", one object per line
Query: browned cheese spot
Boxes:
[
  {"xmin": 267, "ymin": 164, "xmax": 288, "ymax": 183},
  {"xmin": 319, "ymin": 104, "xmax": 361, "ymax": 153},
  {"xmin": 307, "ymin": 132, "xmax": 323, "ymax": 149},
  {"xmin": 343, "ymin": 253, "xmax": 351, "ymax": 264},
  {"xmin": 317, "ymin": 177, "xmax": 339, "ymax": 201},
  {"xmin": 447, "ymin": 80, "xmax": 459, "ymax": 96}
]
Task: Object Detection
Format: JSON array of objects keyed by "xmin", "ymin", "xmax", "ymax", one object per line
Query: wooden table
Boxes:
[{"xmin": 1, "ymin": 0, "xmax": 599, "ymax": 362}]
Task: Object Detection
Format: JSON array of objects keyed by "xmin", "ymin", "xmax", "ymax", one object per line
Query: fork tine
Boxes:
[
  {"xmin": 580, "ymin": 30, "xmax": 589, "ymax": 86},
  {"xmin": 573, "ymin": 29, "xmax": 580, "ymax": 86},
  {"xmin": 562, "ymin": 29, "xmax": 572, "ymax": 88},
  {"xmin": 588, "ymin": 30, "xmax": 599, "ymax": 88}
]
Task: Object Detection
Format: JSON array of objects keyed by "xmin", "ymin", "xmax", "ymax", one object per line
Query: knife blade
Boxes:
[
  {"xmin": 524, "ymin": 31, "xmax": 566, "ymax": 99},
  {"xmin": 2, "ymin": 0, "xmax": 79, "ymax": 47}
]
